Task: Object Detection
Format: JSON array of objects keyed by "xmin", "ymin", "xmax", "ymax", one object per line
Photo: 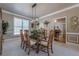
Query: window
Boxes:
[
  {"xmin": 14, "ymin": 17, "xmax": 29, "ymax": 35},
  {"xmin": 23, "ymin": 19, "xmax": 29, "ymax": 30}
]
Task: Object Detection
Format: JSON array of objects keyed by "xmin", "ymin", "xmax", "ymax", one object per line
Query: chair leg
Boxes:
[
  {"xmin": 28, "ymin": 47, "xmax": 31, "ymax": 55},
  {"xmin": 25, "ymin": 47, "xmax": 27, "ymax": 51},
  {"xmin": 47, "ymin": 47, "xmax": 50, "ymax": 56},
  {"xmin": 28, "ymin": 45, "xmax": 31, "ymax": 55},
  {"xmin": 20, "ymin": 42, "xmax": 22, "ymax": 48},
  {"xmin": 21, "ymin": 40, "xmax": 24, "ymax": 47},
  {"xmin": 24, "ymin": 44, "xmax": 27, "ymax": 51},
  {"xmin": 22, "ymin": 42, "xmax": 25, "ymax": 49},
  {"xmin": 21, "ymin": 42, "xmax": 24, "ymax": 48},
  {"xmin": 51, "ymin": 45, "xmax": 53, "ymax": 53}
]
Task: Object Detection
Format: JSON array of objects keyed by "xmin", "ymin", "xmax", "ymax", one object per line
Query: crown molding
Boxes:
[
  {"xmin": 2, "ymin": 9, "xmax": 32, "ymax": 20},
  {"xmin": 39, "ymin": 4, "xmax": 79, "ymax": 19}
]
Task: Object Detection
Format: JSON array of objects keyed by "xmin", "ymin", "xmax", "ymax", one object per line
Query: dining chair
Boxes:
[
  {"xmin": 20, "ymin": 30, "xmax": 24, "ymax": 49},
  {"xmin": 43, "ymin": 29, "xmax": 48, "ymax": 40},
  {"xmin": 39, "ymin": 30, "xmax": 54, "ymax": 56},
  {"xmin": 23, "ymin": 30, "xmax": 36, "ymax": 55},
  {"xmin": 23, "ymin": 30, "xmax": 29, "ymax": 50}
]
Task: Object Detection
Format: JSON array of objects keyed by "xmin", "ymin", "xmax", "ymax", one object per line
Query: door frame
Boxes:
[{"xmin": 52, "ymin": 16, "xmax": 67, "ymax": 43}]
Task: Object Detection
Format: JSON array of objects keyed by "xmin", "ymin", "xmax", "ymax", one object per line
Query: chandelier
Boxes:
[
  {"xmin": 32, "ymin": 3, "xmax": 37, "ymax": 20},
  {"xmin": 31, "ymin": 3, "xmax": 39, "ymax": 28}
]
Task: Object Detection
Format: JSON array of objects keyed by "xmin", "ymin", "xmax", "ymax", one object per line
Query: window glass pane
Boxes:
[
  {"xmin": 14, "ymin": 17, "xmax": 29, "ymax": 35},
  {"xmin": 14, "ymin": 17, "xmax": 22, "ymax": 27},
  {"xmin": 23, "ymin": 19, "xmax": 29, "ymax": 30},
  {"xmin": 14, "ymin": 17, "xmax": 22, "ymax": 35},
  {"xmin": 14, "ymin": 27, "xmax": 22, "ymax": 35}
]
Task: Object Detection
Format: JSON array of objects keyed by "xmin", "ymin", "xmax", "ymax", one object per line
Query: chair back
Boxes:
[
  {"xmin": 48, "ymin": 30, "xmax": 54, "ymax": 48},
  {"xmin": 43, "ymin": 29, "xmax": 48, "ymax": 39},
  {"xmin": 24, "ymin": 30, "xmax": 32, "ymax": 48},
  {"xmin": 20, "ymin": 30, "xmax": 24, "ymax": 42},
  {"xmin": 23, "ymin": 30, "xmax": 29, "ymax": 41}
]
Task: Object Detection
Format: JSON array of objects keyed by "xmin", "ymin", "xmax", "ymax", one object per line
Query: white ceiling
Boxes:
[{"xmin": 0, "ymin": 3, "xmax": 77, "ymax": 18}]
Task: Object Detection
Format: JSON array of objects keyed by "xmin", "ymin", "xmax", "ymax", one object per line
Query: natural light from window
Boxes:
[{"xmin": 14, "ymin": 17, "xmax": 29, "ymax": 35}]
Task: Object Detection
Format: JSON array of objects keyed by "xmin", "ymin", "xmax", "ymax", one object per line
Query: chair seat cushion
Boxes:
[
  {"xmin": 30, "ymin": 40, "xmax": 36, "ymax": 45},
  {"xmin": 40, "ymin": 41, "xmax": 47, "ymax": 46}
]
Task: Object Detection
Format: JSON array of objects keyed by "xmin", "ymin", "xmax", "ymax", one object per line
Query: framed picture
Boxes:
[{"xmin": 70, "ymin": 16, "xmax": 79, "ymax": 30}]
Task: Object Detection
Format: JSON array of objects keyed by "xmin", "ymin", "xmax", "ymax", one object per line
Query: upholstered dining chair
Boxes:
[
  {"xmin": 23, "ymin": 30, "xmax": 29, "ymax": 50},
  {"xmin": 23, "ymin": 30, "xmax": 36, "ymax": 55},
  {"xmin": 39, "ymin": 30, "xmax": 54, "ymax": 56},
  {"xmin": 20, "ymin": 30, "xmax": 29, "ymax": 49},
  {"xmin": 20, "ymin": 30, "xmax": 24, "ymax": 48},
  {"xmin": 43, "ymin": 29, "xmax": 48, "ymax": 40}
]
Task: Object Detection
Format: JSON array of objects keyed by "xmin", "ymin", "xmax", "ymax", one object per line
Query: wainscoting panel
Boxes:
[{"xmin": 67, "ymin": 33, "xmax": 79, "ymax": 44}]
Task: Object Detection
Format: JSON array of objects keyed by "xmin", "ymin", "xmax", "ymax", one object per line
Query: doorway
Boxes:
[{"xmin": 53, "ymin": 17, "xmax": 67, "ymax": 43}]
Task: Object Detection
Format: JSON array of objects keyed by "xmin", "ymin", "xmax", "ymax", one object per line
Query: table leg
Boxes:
[
  {"xmin": 36, "ymin": 43, "xmax": 39, "ymax": 53},
  {"xmin": 36, "ymin": 40, "xmax": 40, "ymax": 53}
]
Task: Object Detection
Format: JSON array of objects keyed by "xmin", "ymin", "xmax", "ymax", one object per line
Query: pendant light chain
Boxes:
[
  {"xmin": 35, "ymin": 6, "xmax": 36, "ymax": 19},
  {"xmin": 32, "ymin": 3, "xmax": 37, "ymax": 20}
]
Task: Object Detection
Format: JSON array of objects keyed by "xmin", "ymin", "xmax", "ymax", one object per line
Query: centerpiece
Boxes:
[{"xmin": 30, "ymin": 29, "xmax": 43, "ymax": 40}]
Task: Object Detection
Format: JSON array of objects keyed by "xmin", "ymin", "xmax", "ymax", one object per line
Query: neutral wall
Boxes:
[
  {"xmin": 2, "ymin": 12, "xmax": 30, "ymax": 39},
  {"xmin": 0, "ymin": 8, "xmax": 2, "ymax": 55},
  {"xmin": 2, "ymin": 12, "xmax": 14, "ymax": 39},
  {"xmin": 39, "ymin": 7, "xmax": 79, "ymax": 43}
]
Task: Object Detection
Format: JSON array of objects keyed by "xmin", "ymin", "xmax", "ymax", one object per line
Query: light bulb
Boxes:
[{"xmin": 54, "ymin": 20, "xmax": 57, "ymax": 22}]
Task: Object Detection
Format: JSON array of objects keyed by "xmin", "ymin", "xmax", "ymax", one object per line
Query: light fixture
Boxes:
[
  {"xmin": 32, "ymin": 3, "xmax": 37, "ymax": 21},
  {"xmin": 31, "ymin": 3, "xmax": 39, "ymax": 28},
  {"xmin": 54, "ymin": 20, "xmax": 57, "ymax": 23}
]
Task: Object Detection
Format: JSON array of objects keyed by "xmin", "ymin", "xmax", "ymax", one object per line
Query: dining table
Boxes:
[
  {"xmin": 29, "ymin": 35, "xmax": 41, "ymax": 53},
  {"xmin": 29, "ymin": 34, "xmax": 47, "ymax": 54}
]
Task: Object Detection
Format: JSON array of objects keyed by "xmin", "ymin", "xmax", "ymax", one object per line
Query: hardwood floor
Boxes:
[{"xmin": 2, "ymin": 37, "xmax": 79, "ymax": 56}]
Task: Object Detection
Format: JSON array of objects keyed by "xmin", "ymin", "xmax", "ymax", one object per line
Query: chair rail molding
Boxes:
[{"xmin": 67, "ymin": 32, "xmax": 79, "ymax": 35}]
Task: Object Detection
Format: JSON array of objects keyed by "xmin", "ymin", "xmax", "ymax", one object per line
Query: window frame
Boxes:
[{"xmin": 14, "ymin": 17, "xmax": 29, "ymax": 35}]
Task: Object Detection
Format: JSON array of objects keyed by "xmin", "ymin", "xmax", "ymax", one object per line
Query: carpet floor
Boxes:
[{"xmin": 2, "ymin": 37, "xmax": 79, "ymax": 56}]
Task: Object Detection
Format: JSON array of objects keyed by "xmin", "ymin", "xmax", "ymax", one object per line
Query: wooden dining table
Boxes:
[{"xmin": 29, "ymin": 30, "xmax": 48, "ymax": 54}]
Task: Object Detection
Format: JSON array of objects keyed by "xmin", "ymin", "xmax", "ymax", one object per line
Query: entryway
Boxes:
[{"xmin": 53, "ymin": 17, "xmax": 67, "ymax": 43}]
